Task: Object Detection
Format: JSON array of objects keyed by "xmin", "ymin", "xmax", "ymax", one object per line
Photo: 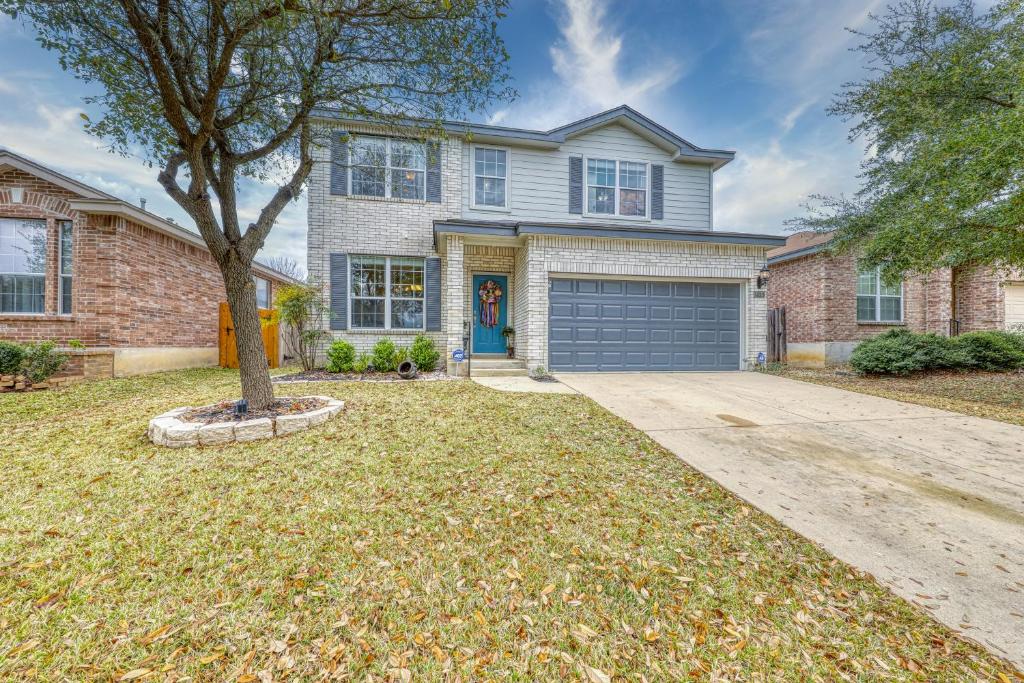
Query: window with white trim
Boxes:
[
  {"xmin": 350, "ymin": 136, "xmax": 426, "ymax": 200},
  {"xmin": 59, "ymin": 221, "xmax": 72, "ymax": 315},
  {"xmin": 0, "ymin": 218, "xmax": 46, "ymax": 313},
  {"xmin": 254, "ymin": 276, "xmax": 270, "ymax": 309},
  {"xmin": 350, "ymin": 255, "xmax": 424, "ymax": 330},
  {"xmin": 857, "ymin": 266, "xmax": 903, "ymax": 322},
  {"xmin": 473, "ymin": 147, "xmax": 508, "ymax": 208},
  {"xmin": 586, "ymin": 158, "xmax": 648, "ymax": 216}
]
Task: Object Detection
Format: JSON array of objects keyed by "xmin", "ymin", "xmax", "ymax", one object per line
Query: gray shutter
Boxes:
[
  {"xmin": 426, "ymin": 140, "xmax": 442, "ymax": 202},
  {"xmin": 424, "ymin": 256, "xmax": 442, "ymax": 331},
  {"xmin": 568, "ymin": 156, "xmax": 583, "ymax": 214},
  {"xmin": 651, "ymin": 164, "xmax": 664, "ymax": 220},
  {"xmin": 330, "ymin": 131, "xmax": 349, "ymax": 196},
  {"xmin": 329, "ymin": 253, "xmax": 348, "ymax": 330}
]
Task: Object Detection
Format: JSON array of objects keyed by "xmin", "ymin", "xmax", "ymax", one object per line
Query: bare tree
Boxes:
[
  {"xmin": 4, "ymin": 0, "xmax": 512, "ymax": 408},
  {"xmin": 260, "ymin": 255, "xmax": 305, "ymax": 282}
]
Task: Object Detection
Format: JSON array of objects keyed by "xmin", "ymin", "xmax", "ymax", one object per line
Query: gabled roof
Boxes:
[
  {"xmin": 0, "ymin": 148, "xmax": 116, "ymax": 201},
  {"xmin": 312, "ymin": 104, "xmax": 735, "ymax": 170},
  {"xmin": 766, "ymin": 231, "xmax": 835, "ymax": 265},
  {"xmin": 0, "ymin": 148, "xmax": 300, "ymax": 284}
]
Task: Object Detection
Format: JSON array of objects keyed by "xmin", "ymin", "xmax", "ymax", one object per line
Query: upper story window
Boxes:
[
  {"xmin": 857, "ymin": 266, "xmax": 902, "ymax": 322},
  {"xmin": 254, "ymin": 276, "xmax": 270, "ymax": 309},
  {"xmin": 0, "ymin": 217, "xmax": 46, "ymax": 314},
  {"xmin": 472, "ymin": 146, "xmax": 508, "ymax": 208},
  {"xmin": 350, "ymin": 136, "xmax": 426, "ymax": 200},
  {"xmin": 350, "ymin": 255, "xmax": 424, "ymax": 330},
  {"xmin": 586, "ymin": 158, "xmax": 648, "ymax": 217}
]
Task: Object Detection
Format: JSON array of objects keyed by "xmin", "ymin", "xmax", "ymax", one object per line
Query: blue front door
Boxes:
[{"xmin": 472, "ymin": 274, "xmax": 508, "ymax": 354}]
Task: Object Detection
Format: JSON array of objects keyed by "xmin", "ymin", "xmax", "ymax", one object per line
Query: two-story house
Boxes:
[{"xmin": 307, "ymin": 105, "xmax": 785, "ymax": 375}]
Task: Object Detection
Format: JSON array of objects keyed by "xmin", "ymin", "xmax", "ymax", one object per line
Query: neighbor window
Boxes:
[
  {"xmin": 349, "ymin": 136, "xmax": 426, "ymax": 200},
  {"xmin": 350, "ymin": 255, "xmax": 424, "ymax": 330},
  {"xmin": 59, "ymin": 221, "xmax": 72, "ymax": 315},
  {"xmin": 0, "ymin": 218, "xmax": 46, "ymax": 314},
  {"xmin": 586, "ymin": 158, "xmax": 648, "ymax": 216},
  {"xmin": 857, "ymin": 266, "xmax": 902, "ymax": 322},
  {"xmin": 473, "ymin": 147, "xmax": 508, "ymax": 208},
  {"xmin": 254, "ymin": 276, "xmax": 270, "ymax": 309}
]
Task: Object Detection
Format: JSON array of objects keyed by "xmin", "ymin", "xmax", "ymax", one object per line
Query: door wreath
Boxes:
[{"xmin": 478, "ymin": 279, "xmax": 503, "ymax": 328}]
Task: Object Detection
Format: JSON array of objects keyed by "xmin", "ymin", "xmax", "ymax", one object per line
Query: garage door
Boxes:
[
  {"xmin": 1006, "ymin": 284, "xmax": 1024, "ymax": 329},
  {"xmin": 548, "ymin": 278, "xmax": 741, "ymax": 371}
]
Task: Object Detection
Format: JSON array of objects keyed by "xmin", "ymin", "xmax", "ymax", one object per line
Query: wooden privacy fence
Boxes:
[
  {"xmin": 766, "ymin": 306, "xmax": 787, "ymax": 363},
  {"xmin": 218, "ymin": 302, "xmax": 279, "ymax": 369}
]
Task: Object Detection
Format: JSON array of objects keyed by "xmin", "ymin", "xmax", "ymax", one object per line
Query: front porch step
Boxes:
[
  {"xmin": 471, "ymin": 367, "xmax": 529, "ymax": 378},
  {"xmin": 470, "ymin": 357, "xmax": 526, "ymax": 370}
]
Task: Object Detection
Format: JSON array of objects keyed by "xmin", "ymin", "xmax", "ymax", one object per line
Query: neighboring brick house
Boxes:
[
  {"xmin": 306, "ymin": 105, "xmax": 785, "ymax": 375},
  {"xmin": 766, "ymin": 231, "xmax": 1024, "ymax": 366},
  {"xmin": 0, "ymin": 149, "xmax": 294, "ymax": 379}
]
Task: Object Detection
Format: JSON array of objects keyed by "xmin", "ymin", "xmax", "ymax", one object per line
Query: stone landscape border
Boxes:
[{"xmin": 148, "ymin": 395, "xmax": 344, "ymax": 448}]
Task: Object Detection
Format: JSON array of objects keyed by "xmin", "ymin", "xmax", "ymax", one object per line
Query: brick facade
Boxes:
[
  {"xmin": 307, "ymin": 118, "xmax": 775, "ymax": 372},
  {"xmin": 1, "ymin": 158, "xmax": 290, "ymax": 376},
  {"xmin": 767, "ymin": 237, "xmax": 1017, "ymax": 365}
]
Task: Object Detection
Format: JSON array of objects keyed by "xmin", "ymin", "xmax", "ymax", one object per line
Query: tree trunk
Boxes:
[{"xmin": 222, "ymin": 258, "xmax": 275, "ymax": 410}]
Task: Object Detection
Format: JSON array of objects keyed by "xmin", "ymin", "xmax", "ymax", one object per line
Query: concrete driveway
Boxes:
[{"xmin": 557, "ymin": 371, "xmax": 1024, "ymax": 668}]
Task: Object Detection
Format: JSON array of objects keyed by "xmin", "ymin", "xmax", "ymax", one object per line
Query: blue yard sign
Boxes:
[
  {"xmin": 757, "ymin": 351, "xmax": 766, "ymax": 365},
  {"xmin": 452, "ymin": 348, "xmax": 465, "ymax": 362}
]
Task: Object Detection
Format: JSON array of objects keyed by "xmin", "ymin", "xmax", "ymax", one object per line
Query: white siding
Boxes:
[{"xmin": 461, "ymin": 123, "xmax": 712, "ymax": 229}]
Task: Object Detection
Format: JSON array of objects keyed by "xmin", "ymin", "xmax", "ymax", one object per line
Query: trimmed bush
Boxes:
[
  {"xmin": 325, "ymin": 340, "xmax": 356, "ymax": 373},
  {"xmin": 0, "ymin": 340, "xmax": 25, "ymax": 375},
  {"xmin": 394, "ymin": 346, "xmax": 409, "ymax": 365},
  {"xmin": 952, "ymin": 331, "xmax": 1024, "ymax": 371},
  {"xmin": 353, "ymin": 353, "xmax": 372, "ymax": 374},
  {"xmin": 372, "ymin": 338, "xmax": 398, "ymax": 372},
  {"xmin": 21, "ymin": 341, "xmax": 69, "ymax": 384},
  {"xmin": 409, "ymin": 335, "xmax": 439, "ymax": 372},
  {"xmin": 849, "ymin": 329, "xmax": 964, "ymax": 375}
]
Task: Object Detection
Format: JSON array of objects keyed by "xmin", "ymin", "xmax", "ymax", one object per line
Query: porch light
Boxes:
[{"xmin": 757, "ymin": 264, "xmax": 770, "ymax": 289}]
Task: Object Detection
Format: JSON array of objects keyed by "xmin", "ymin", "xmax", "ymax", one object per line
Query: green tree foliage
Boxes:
[
  {"xmin": 792, "ymin": 0, "xmax": 1024, "ymax": 280},
  {"xmin": 2, "ymin": 0, "xmax": 513, "ymax": 407}
]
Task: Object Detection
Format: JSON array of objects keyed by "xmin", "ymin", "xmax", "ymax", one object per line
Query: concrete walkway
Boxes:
[
  {"xmin": 471, "ymin": 375, "xmax": 578, "ymax": 394},
  {"xmin": 557, "ymin": 371, "xmax": 1024, "ymax": 668}
]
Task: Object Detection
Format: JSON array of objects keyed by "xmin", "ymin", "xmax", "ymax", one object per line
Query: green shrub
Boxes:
[
  {"xmin": 952, "ymin": 331, "xmax": 1024, "ymax": 371},
  {"xmin": 21, "ymin": 341, "xmax": 69, "ymax": 384},
  {"xmin": 353, "ymin": 353, "xmax": 372, "ymax": 374},
  {"xmin": 409, "ymin": 335, "xmax": 439, "ymax": 372},
  {"xmin": 0, "ymin": 340, "xmax": 25, "ymax": 375},
  {"xmin": 394, "ymin": 346, "xmax": 409, "ymax": 365},
  {"xmin": 849, "ymin": 329, "xmax": 964, "ymax": 375},
  {"xmin": 371, "ymin": 338, "xmax": 398, "ymax": 372},
  {"xmin": 325, "ymin": 340, "xmax": 356, "ymax": 373}
]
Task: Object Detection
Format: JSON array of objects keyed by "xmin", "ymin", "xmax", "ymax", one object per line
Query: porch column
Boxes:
[
  {"xmin": 444, "ymin": 235, "xmax": 466, "ymax": 375},
  {"xmin": 524, "ymin": 235, "xmax": 548, "ymax": 372}
]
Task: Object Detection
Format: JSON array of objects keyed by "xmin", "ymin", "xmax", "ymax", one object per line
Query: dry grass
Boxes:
[
  {"xmin": 1, "ymin": 368, "xmax": 1019, "ymax": 681},
  {"xmin": 775, "ymin": 366, "xmax": 1024, "ymax": 427}
]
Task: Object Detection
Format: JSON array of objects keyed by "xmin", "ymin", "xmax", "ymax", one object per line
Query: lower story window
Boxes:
[
  {"xmin": 254, "ymin": 276, "xmax": 270, "ymax": 309},
  {"xmin": 0, "ymin": 217, "xmax": 46, "ymax": 313},
  {"xmin": 857, "ymin": 266, "xmax": 902, "ymax": 322},
  {"xmin": 59, "ymin": 221, "xmax": 72, "ymax": 314},
  {"xmin": 350, "ymin": 255, "xmax": 424, "ymax": 330}
]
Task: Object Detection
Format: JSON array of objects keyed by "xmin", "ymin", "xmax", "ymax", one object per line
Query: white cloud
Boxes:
[{"xmin": 491, "ymin": 0, "xmax": 684, "ymax": 130}]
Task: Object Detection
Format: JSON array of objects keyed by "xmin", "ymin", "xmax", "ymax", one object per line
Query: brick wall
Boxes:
[
  {"xmin": 523, "ymin": 235, "xmax": 769, "ymax": 369},
  {"xmin": 306, "ymin": 123, "xmax": 462, "ymax": 356},
  {"xmin": 1, "ymin": 169, "xmax": 286, "ymax": 350},
  {"xmin": 767, "ymin": 247, "xmax": 1016, "ymax": 345}
]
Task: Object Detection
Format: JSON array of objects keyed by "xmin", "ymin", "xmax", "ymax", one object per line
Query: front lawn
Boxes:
[
  {"xmin": 776, "ymin": 366, "xmax": 1024, "ymax": 427},
  {"xmin": 1, "ymin": 369, "xmax": 1017, "ymax": 680}
]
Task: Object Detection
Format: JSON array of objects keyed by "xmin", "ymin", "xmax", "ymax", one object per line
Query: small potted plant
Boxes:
[{"xmin": 501, "ymin": 326, "xmax": 515, "ymax": 359}]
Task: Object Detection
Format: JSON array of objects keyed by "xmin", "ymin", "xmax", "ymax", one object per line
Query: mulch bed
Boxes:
[
  {"xmin": 274, "ymin": 369, "xmax": 455, "ymax": 383},
  {"xmin": 182, "ymin": 396, "xmax": 326, "ymax": 424}
]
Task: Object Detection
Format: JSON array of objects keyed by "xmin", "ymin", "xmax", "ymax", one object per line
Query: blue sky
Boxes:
[{"xmin": 0, "ymin": 0, "xmax": 891, "ymax": 272}]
